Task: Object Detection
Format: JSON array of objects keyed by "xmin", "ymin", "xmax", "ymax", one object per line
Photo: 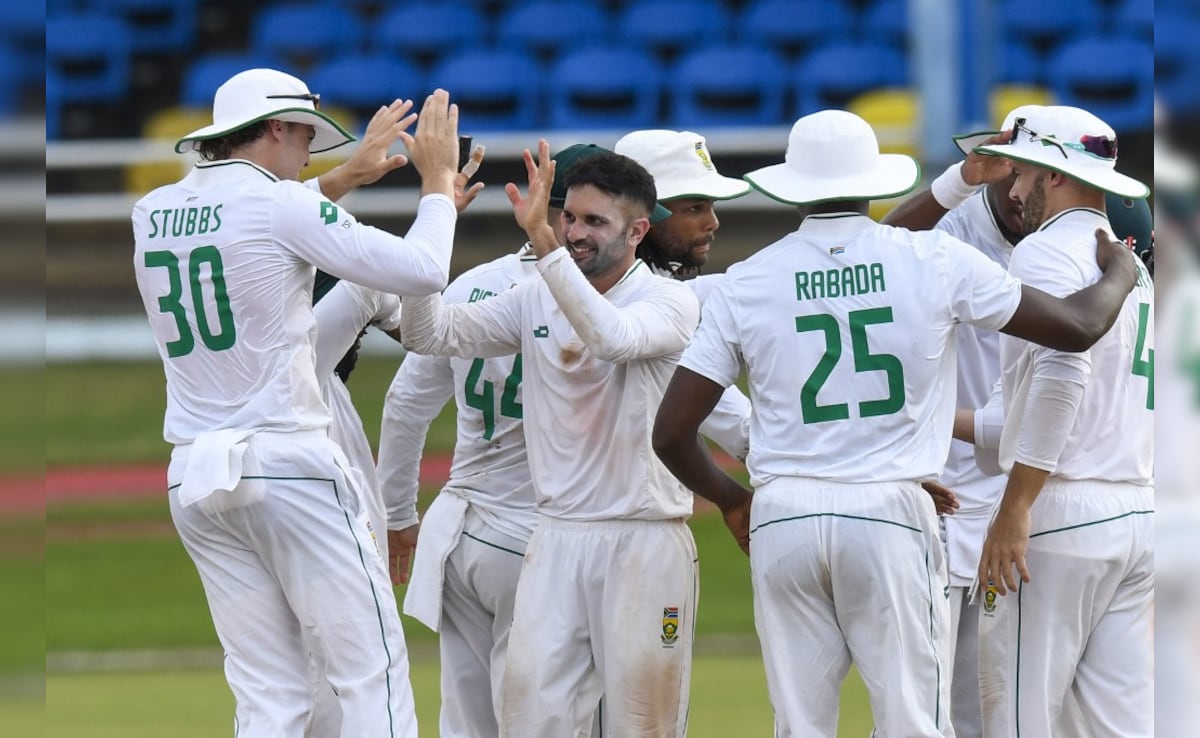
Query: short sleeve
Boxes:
[
  {"xmin": 941, "ymin": 233, "xmax": 1022, "ymax": 331},
  {"xmin": 678, "ymin": 281, "xmax": 742, "ymax": 388}
]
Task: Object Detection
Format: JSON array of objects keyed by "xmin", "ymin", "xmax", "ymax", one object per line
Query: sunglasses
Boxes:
[
  {"xmin": 1011, "ymin": 117, "xmax": 1117, "ymax": 161},
  {"xmin": 266, "ymin": 92, "xmax": 321, "ymax": 110}
]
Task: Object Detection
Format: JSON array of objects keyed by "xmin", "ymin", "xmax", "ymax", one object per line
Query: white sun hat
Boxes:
[
  {"xmin": 952, "ymin": 104, "xmax": 1046, "ymax": 156},
  {"xmin": 175, "ymin": 68, "xmax": 355, "ymax": 155},
  {"xmin": 973, "ymin": 105, "xmax": 1149, "ymax": 199},
  {"xmin": 743, "ymin": 110, "xmax": 921, "ymax": 205},
  {"xmin": 615, "ymin": 129, "xmax": 751, "ymax": 201}
]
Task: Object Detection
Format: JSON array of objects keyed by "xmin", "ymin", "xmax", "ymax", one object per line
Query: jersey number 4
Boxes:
[
  {"xmin": 144, "ymin": 246, "xmax": 236, "ymax": 358},
  {"xmin": 1131, "ymin": 301, "xmax": 1153, "ymax": 410},
  {"xmin": 464, "ymin": 354, "xmax": 523, "ymax": 440},
  {"xmin": 794, "ymin": 307, "xmax": 905, "ymax": 424}
]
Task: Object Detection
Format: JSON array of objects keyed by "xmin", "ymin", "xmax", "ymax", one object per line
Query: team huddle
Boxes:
[{"xmin": 132, "ymin": 68, "xmax": 1153, "ymax": 738}]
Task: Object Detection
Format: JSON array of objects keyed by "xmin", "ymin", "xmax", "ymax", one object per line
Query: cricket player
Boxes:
[
  {"xmin": 378, "ymin": 143, "xmax": 600, "ymax": 738},
  {"xmin": 399, "ymin": 144, "xmax": 699, "ymax": 737},
  {"xmin": 616, "ymin": 129, "xmax": 754, "ymax": 461},
  {"xmin": 132, "ymin": 68, "xmax": 461, "ymax": 737},
  {"xmin": 974, "ymin": 105, "xmax": 1154, "ymax": 737},
  {"xmin": 651, "ymin": 110, "xmax": 1140, "ymax": 737}
]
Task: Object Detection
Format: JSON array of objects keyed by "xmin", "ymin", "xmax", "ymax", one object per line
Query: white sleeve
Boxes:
[
  {"xmin": 400, "ymin": 288, "xmax": 524, "ymax": 359},
  {"xmin": 537, "ymin": 249, "xmax": 700, "ymax": 362},
  {"xmin": 686, "ymin": 273, "xmax": 724, "ymax": 308},
  {"xmin": 678, "ymin": 283, "xmax": 743, "ymax": 388},
  {"xmin": 974, "ymin": 376, "xmax": 1005, "ymax": 450},
  {"xmin": 697, "ymin": 384, "xmax": 752, "ymax": 461},
  {"xmin": 274, "ymin": 185, "xmax": 456, "ymax": 296},
  {"xmin": 313, "ymin": 282, "xmax": 378, "ymax": 380},
  {"xmin": 940, "ymin": 232, "xmax": 1023, "ymax": 331},
  {"xmin": 377, "ymin": 352, "xmax": 456, "ymax": 530}
]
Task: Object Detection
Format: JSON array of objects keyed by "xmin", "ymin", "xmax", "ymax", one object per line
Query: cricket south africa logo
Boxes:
[
  {"xmin": 693, "ymin": 142, "xmax": 714, "ymax": 170},
  {"xmin": 982, "ymin": 586, "xmax": 998, "ymax": 615},
  {"xmin": 661, "ymin": 606, "xmax": 680, "ymax": 646}
]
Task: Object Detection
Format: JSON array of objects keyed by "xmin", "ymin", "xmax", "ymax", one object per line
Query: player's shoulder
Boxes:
[{"xmin": 444, "ymin": 252, "xmax": 527, "ymax": 304}]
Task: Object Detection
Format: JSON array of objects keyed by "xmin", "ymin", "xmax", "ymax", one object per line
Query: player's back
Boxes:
[
  {"xmin": 132, "ymin": 161, "xmax": 326, "ymax": 444},
  {"xmin": 1000, "ymin": 208, "xmax": 1154, "ymax": 484},
  {"xmin": 443, "ymin": 250, "xmax": 539, "ymax": 535},
  {"xmin": 718, "ymin": 213, "xmax": 1020, "ymax": 485}
]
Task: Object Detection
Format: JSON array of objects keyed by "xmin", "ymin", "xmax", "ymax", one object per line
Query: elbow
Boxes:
[
  {"xmin": 410, "ymin": 266, "xmax": 449, "ymax": 296},
  {"xmin": 651, "ymin": 415, "xmax": 686, "ymax": 467}
]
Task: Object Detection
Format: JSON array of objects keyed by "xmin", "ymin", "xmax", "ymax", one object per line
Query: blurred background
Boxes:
[{"xmin": 26, "ymin": 0, "xmax": 1200, "ymax": 736}]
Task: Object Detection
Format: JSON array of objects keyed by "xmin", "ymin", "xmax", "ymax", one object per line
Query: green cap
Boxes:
[
  {"xmin": 548, "ymin": 143, "xmax": 672, "ymax": 223},
  {"xmin": 1105, "ymin": 192, "xmax": 1153, "ymax": 272}
]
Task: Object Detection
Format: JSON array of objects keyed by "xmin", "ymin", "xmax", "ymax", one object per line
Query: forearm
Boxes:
[
  {"xmin": 997, "ymin": 461, "xmax": 1051, "ymax": 513},
  {"xmin": 538, "ymin": 250, "xmax": 697, "ymax": 362},
  {"xmin": 398, "ymin": 292, "xmax": 522, "ymax": 359},
  {"xmin": 952, "ymin": 409, "xmax": 976, "ymax": 444},
  {"xmin": 883, "ymin": 162, "xmax": 980, "ymax": 231},
  {"xmin": 656, "ymin": 433, "xmax": 753, "ymax": 513},
  {"xmin": 1013, "ymin": 355, "xmax": 1088, "ymax": 472}
]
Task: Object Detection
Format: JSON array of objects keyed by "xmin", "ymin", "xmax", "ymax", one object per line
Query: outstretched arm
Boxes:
[
  {"xmin": 653, "ymin": 367, "xmax": 754, "ymax": 555},
  {"xmin": 1001, "ymin": 228, "xmax": 1137, "ymax": 351}
]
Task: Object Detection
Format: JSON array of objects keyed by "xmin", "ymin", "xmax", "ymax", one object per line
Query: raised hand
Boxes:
[
  {"xmin": 505, "ymin": 139, "xmax": 557, "ymax": 251},
  {"xmin": 315, "ymin": 99, "xmax": 416, "ymax": 201},
  {"xmin": 454, "ymin": 144, "xmax": 486, "ymax": 214},
  {"xmin": 400, "ymin": 89, "xmax": 460, "ymax": 197},
  {"xmin": 962, "ymin": 129, "xmax": 1015, "ymax": 186}
]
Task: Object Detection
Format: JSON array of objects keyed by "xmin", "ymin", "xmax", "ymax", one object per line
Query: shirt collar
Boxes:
[
  {"xmin": 795, "ymin": 212, "xmax": 875, "ymax": 239},
  {"xmin": 192, "ymin": 158, "xmax": 279, "ymax": 183},
  {"xmin": 1036, "ymin": 207, "xmax": 1107, "ymax": 233}
]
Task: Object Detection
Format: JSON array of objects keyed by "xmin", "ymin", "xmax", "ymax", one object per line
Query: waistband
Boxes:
[
  {"xmin": 173, "ymin": 427, "xmax": 328, "ymax": 449},
  {"xmin": 536, "ymin": 516, "xmax": 688, "ymax": 533}
]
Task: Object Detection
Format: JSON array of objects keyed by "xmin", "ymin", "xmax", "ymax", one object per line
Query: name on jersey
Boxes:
[
  {"xmin": 146, "ymin": 205, "xmax": 223, "ymax": 239},
  {"xmin": 795, "ymin": 262, "xmax": 886, "ymax": 301},
  {"xmin": 468, "ymin": 287, "xmax": 496, "ymax": 303}
]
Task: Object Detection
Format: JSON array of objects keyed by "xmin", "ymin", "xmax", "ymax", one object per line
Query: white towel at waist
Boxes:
[
  {"xmin": 403, "ymin": 490, "xmax": 470, "ymax": 632},
  {"xmin": 175, "ymin": 429, "xmax": 257, "ymax": 508}
]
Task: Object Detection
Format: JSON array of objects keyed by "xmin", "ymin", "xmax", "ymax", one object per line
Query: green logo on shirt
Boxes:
[
  {"xmin": 320, "ymin": 201, "xmax": 338, "ymax": 225},
  {"xmin": 533, "ymin": 325, "xmax": 549, "ymax": 338}
]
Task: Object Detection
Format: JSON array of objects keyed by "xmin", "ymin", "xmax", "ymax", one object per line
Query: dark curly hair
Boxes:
[
  {"xmin": 196, "ymin": 121, "xmax": 272, "ymax": 162},
  {"xmin": 562, "ymin": 151, "xmax": 657, "ymax": 221}
]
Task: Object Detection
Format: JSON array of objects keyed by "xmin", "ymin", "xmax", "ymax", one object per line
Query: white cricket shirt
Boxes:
[
  {"xmin": 999, "ymin": 208, "xmax": 1154, "ymax": 483},
  {"xmin": 378, "ymin": 247, "xmax": 541, "ymax": 540},
  {"xmin": 131, "ymin": 159, "xmax": 455, "ymax": 444},
  {"xmin": 935, "ymin": 191, "xmax": 1015, "ymax": 513},
  {"xmin": 680, "ymin": 213, "xmax": 1022, "ymax": 487},
  {"xmin": 401, "ymin": 249, "xmax": 700, "ymax": 521}
]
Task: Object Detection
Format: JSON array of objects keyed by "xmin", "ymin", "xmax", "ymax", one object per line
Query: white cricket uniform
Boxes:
[
  {"xmin": 981, "ymin": 208, "xmax": 1154, "ymax": 738},
  {"xmin": 647, "ymin": 265, "xmax": 752, "ymax": 461},
  {"xmin": 306, "ymin": 279, "xmax": 402, "ymax": 738},
  {"xmin": 132, "ymin": 158, "xmax": 456, "ymax": 738},
  {"xmin": 933, "ymin": 191, "xmax": 1015, "ymax": 738},
  {"xmin": 401, "ymin": 250, "xmax": 701, "ymax": 738},
  {"xmin": 378, "ymin": 246, "xmax": 541, "ymax": 738},
  {"xmin": 679, "ymin": 212, "xmax": 1023, "ymax": 738}
]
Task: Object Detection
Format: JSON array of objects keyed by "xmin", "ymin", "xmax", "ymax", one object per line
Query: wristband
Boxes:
[{"xmin": 930, "ymin": 161, "xmax": 981, "ymax": 210}]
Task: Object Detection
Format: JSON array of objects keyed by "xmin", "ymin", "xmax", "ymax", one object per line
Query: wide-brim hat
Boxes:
[
  {"xmin": 952, "ymin": 104, "xmax": 1046, "ymax": 156},
  {"xmin": 743, "ymin": 110, "xmax": 921, "ymax": 205},
  {"xmin": 176, "ymin": 68, "xmax": 355, "ymax": 154},
  {"xmin": 614, "ymin": 129, "xmax": 750, "ymax": 201},
  {"xmin": 549, "ymin": 143, "xmax": 672, "ymax": 223},
  {"xmin": 973, "ymin": 105, "xmax": 1149, "ymax": 199}
]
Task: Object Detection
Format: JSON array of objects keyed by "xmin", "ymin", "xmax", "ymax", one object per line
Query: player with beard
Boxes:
[
  {"xmin": 399, "ymin": 145, "xmax": 703, "ymax": 737},
  {"xmin": 617, "ymin": 129, "xmax": 754, "ymax": 462}
]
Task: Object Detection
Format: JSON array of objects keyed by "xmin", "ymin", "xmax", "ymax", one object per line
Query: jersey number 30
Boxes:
[
  {"xmin": 465, "ymin": 354, "xmax": 523, "ymax": 440},
  {"xmin": 795, "ymin": 307, "xmax": 905, "ymax": 424},
  {"xmin": 144, "ymin": 246, "xmax": 236, "ymax": 358}
]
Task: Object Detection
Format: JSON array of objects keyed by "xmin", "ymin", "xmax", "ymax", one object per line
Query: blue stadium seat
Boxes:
[
  {"xmin": 307, "ymin": 55, "xmax": 424, "ymax": 121},
  {"xmin": 497, "ymin": 2, "xmax": 611, "ymax": 61},
  {"xmin": 1001, "ymin": 0, "xmax": 1096, "ymax": 53},
  {"xmin": 375, "ymin": 3, "xmax": 486, "ymax": 68},
  {"xmin": 1049, "ymin": 35, "xmax": 1152, "ymax": 132},
  {"xmin": 738, "ymin": 0, "xmax": 852, "ymax": 58},
  {"xmin": 670, "ymin": 46, "xmax": 788, "ymax": 127},
  {"xmin": 1153, "ymin": 10, "xmax": 1200, "ymax": 116},
  {"xmin": 861, "ymin": 0, "xmax": 908, "ymax": 50},
  {"xmin": 549, "ymin": 47, "xmax": 662, "ymax": 130},
  {"xmin": 427, "ymin": 49, "xmax": 542, "ymax": 131},
  {"xmin": 998, "ymin": 39, "xmax": 1042, "ymax": 84},
  {"xmin": 617, "ymin": 0, "xmax": 729, "ymax": 61},
  {"xmin": 182, "ymin": 52, "xmax": 285, "ymax": 108},
  {"xmin": 252, "ymin": 4, "xmax": 364, "ymax": 70},
  {"xmin": 45, "ymin": 13, "xmax": 133, "ymax": 103},
  {"xmin": 102, "ymin": 0, "xmax": 199, "ymax": 54},
  {"xmin": 793, "ymin": 41, "xmax": 907, "ymax": 115},
  {"xmin": 0, "ymin": 1, "xmax": 44, "ymax": 97},
  {"xmin": 46, "ymin": 69, "xmax": 64, "ymax": 139},
  {"xmin": 1112, "ymin": 0, "xmax": 1152, "ymax": 40}
]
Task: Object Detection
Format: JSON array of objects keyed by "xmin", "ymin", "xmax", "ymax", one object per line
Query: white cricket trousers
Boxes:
[
  {"xmin": 978, "ymin": 479, "xmax": 1153, "ymax": 738},
  {"xmin": 438, "ymin": 504, "xmax": 527, "ymax": 738},
  {"xmin": 749, "ymin": 477, "xmax": 954, "ymax": 738},
  {"xmin": 501, "ymin": 517, "xmax": 698, "ymax": 738},
  {"xmin": 167, "ymin": 430, "xmax": 417, "ymax": 738},
  {"xmin": 947, "ymin": 586, "xmax": 983, "ymax": 738}
]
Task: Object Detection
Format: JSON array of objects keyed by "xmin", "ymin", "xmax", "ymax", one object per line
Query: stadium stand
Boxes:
[
  {"xmin": 671, "ymin": 46, "xmax": 788, "ymax": 128},
  {"xmin": 251, "ymin": 4, "xmax": 365, "ymax": 73},
  {"xmin": 375, "ymin": 3, "xmax": 486, "ymax": 69},
  {"xmin": 549, "ymin": 47, "xmax": 662, "ymax": 130},
  {"xmin": 104, "ymin": 0, "xmax": 200, "ymax": 55},
  {"xmin": 616, "ymin": 0, "xmax": 731, "ymax": 63},
  {"xmin": 1049, "ymin": 35, "xmax": 1153, "ymax": 133},
  {"xmin": 793, "ymin": 41, "xmax": 908, "ymax": 115},
  {"xmin": 427, "ymin": 49, "xmax": 543, "ymax": 131},
  {"xmin": 737, "ymin": 0, "xmax": 853, "ymax": 60},
  {"xmin": 497, "ymin": 2, "xmax": 612, "ymax": 63}
]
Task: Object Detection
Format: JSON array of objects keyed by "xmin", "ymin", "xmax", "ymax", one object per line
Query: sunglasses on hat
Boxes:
[
  {"xmin": 1012, "ymin": 117, "xmax": 1117, "ymax": 161},
  {"xmin": 266, "ymin": 92, "xmax": 321, "ymax": 110}
]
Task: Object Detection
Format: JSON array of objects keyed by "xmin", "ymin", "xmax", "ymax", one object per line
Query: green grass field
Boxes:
[{"xmin": 44, "ymin": 357, "xmax": 876, "ymax": 735}]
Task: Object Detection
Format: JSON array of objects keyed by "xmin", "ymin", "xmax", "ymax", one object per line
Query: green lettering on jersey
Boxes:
[
  {"xmin": 794, "ymin": 262, "xmax": 887, "ymax": 301},
  {"xmin": 320, "ymin": 201, "xmax": 338, "ymax": 225},
  {"xmin": 468, "ymin": 287, "xmax": 496, "ymax": 303}
]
